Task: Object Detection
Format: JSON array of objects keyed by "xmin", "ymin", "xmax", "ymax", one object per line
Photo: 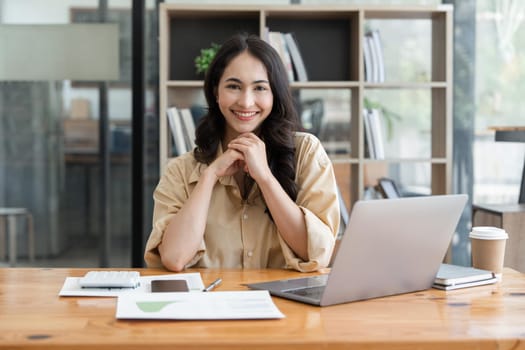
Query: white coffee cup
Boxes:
[{"xmin": 469, "ymin": 226, "xmax": 509, "ymax": 279}]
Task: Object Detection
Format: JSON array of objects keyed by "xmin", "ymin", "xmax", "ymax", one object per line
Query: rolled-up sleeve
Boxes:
[
  {"xmin": 279, "ymin": 133, "xmax": 340, "ymax": 272},
  {"xmin": 144, "ymin": 155, "xmax": 205, "ymax": 268}
]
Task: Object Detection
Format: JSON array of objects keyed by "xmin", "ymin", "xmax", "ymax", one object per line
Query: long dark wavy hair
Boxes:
[{"xmin": 194, "ymin": 33, "xmax": 300, "ymax": 203}]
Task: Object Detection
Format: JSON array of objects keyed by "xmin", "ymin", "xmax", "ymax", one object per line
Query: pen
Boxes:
[{"xmin": 203, "ymin": 278, "xmax": 222, "ymax": 292}]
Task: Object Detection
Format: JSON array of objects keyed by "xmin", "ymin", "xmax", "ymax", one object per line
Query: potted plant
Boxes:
[{"xmin": 194, "ymin": 43, "xmax": 221, "ymax": 75}]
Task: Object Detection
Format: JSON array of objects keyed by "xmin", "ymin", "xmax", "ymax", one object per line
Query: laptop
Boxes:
[{"xmin": 246, "ymin": 194, "xmax": 468, "ymax": 306}]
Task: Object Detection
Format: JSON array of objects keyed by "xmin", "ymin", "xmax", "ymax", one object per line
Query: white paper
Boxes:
[
  {"xmin": 116, "ymin": 290, "xmax": 285, "ymax": 320},
  {"xmin": 59, "ymin": 273, "xmax": 205, "ymax": 297}
]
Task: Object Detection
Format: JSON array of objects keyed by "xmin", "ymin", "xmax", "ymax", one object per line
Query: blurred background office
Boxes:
[{"xmin": 0, "ymin": 0, "xmax": 524, "ymax": 268}]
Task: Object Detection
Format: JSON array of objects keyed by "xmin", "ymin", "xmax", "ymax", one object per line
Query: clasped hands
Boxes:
[{"xmin": 209, "ymin": 132, "xmax": 270, "ymax": 182}]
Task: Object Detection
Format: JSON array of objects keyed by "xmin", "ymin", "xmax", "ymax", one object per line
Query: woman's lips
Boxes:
[{"xmin": 234, "ymin": 111, "xmax": 258, "ymax": 121}]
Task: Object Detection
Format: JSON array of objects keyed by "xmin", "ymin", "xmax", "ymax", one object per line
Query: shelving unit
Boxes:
[{"xmin": 158, "ymin": 4, "xmax": 453, "ymax": 211}]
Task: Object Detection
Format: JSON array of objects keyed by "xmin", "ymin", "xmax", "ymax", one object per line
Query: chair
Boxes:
[
  {"xmin": 0, "ymin": 208, "xmax": 35, "ymax": 266},
  {"xmin": 471, "ymin": 127, "xmax": 525, "ymax": 272}
]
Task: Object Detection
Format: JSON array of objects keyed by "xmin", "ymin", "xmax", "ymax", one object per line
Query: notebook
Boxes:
[{"xmin": 246, "ymin": 194, "xmax": 468, "ymax": 306}]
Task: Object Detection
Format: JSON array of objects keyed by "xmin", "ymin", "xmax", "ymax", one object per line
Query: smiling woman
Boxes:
[
  {"xmin": 145, "ymin": 33, "xmax": 340, "ymax": 273},
  {"xmin": 216, "ymin": 51, "xmax": 274, "ymax": 142}
]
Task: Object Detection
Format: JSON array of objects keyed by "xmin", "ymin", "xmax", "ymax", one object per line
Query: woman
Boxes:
[{"xmin": 145, "ymin": 33, "xmax": 339, "ymax": 272}]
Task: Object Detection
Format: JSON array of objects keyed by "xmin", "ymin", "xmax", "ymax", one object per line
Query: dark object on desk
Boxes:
[
  {"xmin": 432, "ymin": 263, "xmax": 497, "ymax": 290},
  {"xmin": 375, "ymin": 177, "xmax": 401, "ymax": 199},
  {"xmin": 247, "ymin": 194, "xmax": 467, "ymax": 306},
  {"xmin": 151, "ymin": 279, "xmax": 189, "ymax": 292}
]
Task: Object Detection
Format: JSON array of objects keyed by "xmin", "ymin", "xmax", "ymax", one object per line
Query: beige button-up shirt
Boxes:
[{"xmin": 144, "ymin": 132, "xmax": 340, "ymax": 272}]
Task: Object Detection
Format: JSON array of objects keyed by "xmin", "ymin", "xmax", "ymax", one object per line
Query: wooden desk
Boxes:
[{"xmin": 1, "ymin": 268, "xmax": 524, "ymax": 350}]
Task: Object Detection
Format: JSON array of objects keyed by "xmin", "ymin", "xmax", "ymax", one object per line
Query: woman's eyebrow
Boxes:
[
  {"xmin": 224, "ymin": 77, "xmax": 269, "ymax": 84},
  {"xmin": 253, "ymin": 79, "xmax": 270, "ymax": 84},
  {"xmin": 224, "ymin": 77, "xmax": 242, "ymax": 83}
]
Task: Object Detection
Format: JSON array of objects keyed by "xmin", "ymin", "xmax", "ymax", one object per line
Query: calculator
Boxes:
[{"xmin": 79, "ymin": 271, "xmax": 140, "ymax": 288}]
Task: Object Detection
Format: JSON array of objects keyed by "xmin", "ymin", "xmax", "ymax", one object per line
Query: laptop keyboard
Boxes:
[{"xmin": 285, "ymin": 285, "xmax": 326, "ymax": 299}]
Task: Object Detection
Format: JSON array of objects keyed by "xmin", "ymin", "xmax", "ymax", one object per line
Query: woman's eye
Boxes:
[
  {"xmin": 254, "ymin": 85, "xmax": 268, "ymax": 92},
  {"xmin": 225, "ymin": 84, "xmax": 241, "ymax": 90}
]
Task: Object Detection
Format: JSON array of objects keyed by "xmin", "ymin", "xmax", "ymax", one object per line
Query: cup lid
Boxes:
[{"xmin": 469, "ymin": 226, "xmax": 508, "ymax": 240}]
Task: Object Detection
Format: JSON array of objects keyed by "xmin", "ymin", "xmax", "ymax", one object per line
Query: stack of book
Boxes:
[
  {"xmin": 264, "ymin": 29, "xmax": 308, "ymax": 82},
  {"xmin": 166, "ymin": 106, "xmax": 196, "ymax": 156}
]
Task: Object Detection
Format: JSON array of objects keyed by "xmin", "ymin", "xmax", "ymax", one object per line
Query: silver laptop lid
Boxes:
[{"xmin": 321, "ymin": 194, "xmax": 467, "ymax": 306}]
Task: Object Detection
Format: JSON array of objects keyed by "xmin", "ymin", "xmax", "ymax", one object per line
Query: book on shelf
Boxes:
[
  {"xmin": 363, "ymin": 30, "xmax": 385, "ymax": 83},
  {"xmin": 363, "ymin": 108, "xmax": 385, "ymax": 159},
  {"xmin": 433, "ymin": 263, "xmax": 498, "ymax": 291},
  {"xmin": 366, "ymin": 34, "xmax": 378, "ymax": 82},
  {"xmin": 179, "ymin": 108, "xmax": 196, "ymax": 150},
  {"xmin": 283, "ymin": 32, "xmax": 308, "ymax": 82},
  {"xmin": 370, "ymin": 30, "xmax": 385, "ymax": 82},
  {"xmin": 267, "ymin": 30, "xmax": 294, "ymax": 82},
  {"xmin": 167, "ymin": 107, "xmax": 197, "ymax": 156},
  {"xmin": 166, "ymin": 106, "xmax": 187, "ymax": 156},
  {"xmin": 363, "ymin": 109, "xmax": 376, "ymax": 159},
  {"xmin": 368, "ymin": 109, "xmax": 385, "ymax": 159},
  {"xmin": 363, "ymin": 34, "xmax": 373, "ymax": 82}
]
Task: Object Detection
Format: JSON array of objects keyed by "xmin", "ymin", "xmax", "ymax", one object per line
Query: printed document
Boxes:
[{"xmin": 116, "ymin": 290, "xmax": 285, "ymax": 320}]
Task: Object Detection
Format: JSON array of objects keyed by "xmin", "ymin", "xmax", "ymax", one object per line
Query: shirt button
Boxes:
[
  {"xmin": 247, "ymin": 251, "xmax": 253, "ymax": 257},
  {"xmin": 243, "ymin": 214, "xmax": 248, "ymax": 220}
]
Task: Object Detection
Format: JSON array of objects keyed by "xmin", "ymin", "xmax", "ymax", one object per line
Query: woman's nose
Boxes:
[{"xmin": 237, "ymin": 90, "xmax": 254, "ymax": 107}]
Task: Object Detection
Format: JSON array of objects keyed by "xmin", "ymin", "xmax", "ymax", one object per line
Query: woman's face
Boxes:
[{"xmin": 216, "ymin": 51, "xmax": 274, "ymax": 142}]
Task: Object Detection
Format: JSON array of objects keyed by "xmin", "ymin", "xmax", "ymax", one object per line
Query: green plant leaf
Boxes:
[{"xmin": 194, "ymin": 43, "xmax": 221, "ymax": 75}]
